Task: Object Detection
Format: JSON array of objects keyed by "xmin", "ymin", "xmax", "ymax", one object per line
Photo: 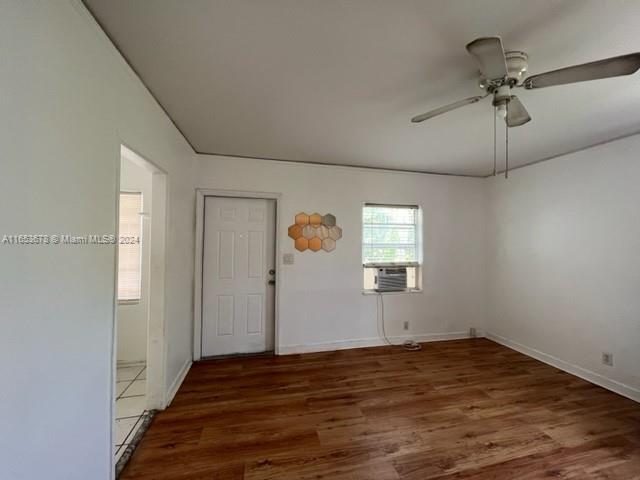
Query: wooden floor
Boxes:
[{"xmin": 121, "ymin": 339, "xmax": 640, "ymax": 479}]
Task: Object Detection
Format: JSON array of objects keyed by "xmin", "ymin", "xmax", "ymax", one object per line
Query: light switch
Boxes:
[{"xmin": 282, "ymin": 253, "xmax": 294, "ymax": 265}]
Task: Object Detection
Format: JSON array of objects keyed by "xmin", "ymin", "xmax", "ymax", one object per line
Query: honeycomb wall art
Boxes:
[{"xmin": 288, "ymin": 213, "xmax": 342, "ymax": 252}]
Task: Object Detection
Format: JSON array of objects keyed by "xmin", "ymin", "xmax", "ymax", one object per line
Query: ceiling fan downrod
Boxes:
[
  {"xmin": 490, "ymin": 87, "xmax": 510, "ymax": 179},
  {"xmin": 505, "ymin": 119, "xmax": 509, "ymax": 179},
  {"xmin": 492, "ymin": 99, "xmax": 510, "ymax": 179}
]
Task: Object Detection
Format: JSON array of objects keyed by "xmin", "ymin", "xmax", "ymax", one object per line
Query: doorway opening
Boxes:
[
  {"xmin": 193, "ymin": 190, "xmax": 280, "ymax": 360},
  {"xmin": 113, "ymin": 145, "xmax": 167, "ymax": 473}
]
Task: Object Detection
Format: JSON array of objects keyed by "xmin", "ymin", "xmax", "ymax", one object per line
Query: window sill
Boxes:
[
  {"xmin": 118, "ymin": 299, "xmax": 140, "ymax": 306},
  {"xmin": 362, "ymin": 289, "xmax": 423, "ymax": 296}
]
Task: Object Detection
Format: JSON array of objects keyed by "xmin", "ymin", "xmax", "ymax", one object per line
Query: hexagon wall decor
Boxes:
[
  {"xmin": 309, "ymin": 213, "xmax": 322, "ymax": 226},
  {"xmin": 322, "ymin": 238, "xmax": 336, "ymax": 252},
  {"xmin": 316, "ymin": 225, "xmax": 329, "ymax": 240},
  {"xmin": 295, "ymin": 237, "xmax": 309, "ymax": 252},
  {"xmin": 308, "ymin": 237, "xmax": 322, "ymax": 251},
  {"xmin": 289, "ymin": 212, "xmax": 342, "ymax": 253},
  {"xmin": 288, "ymin": 224, "xmax": 303, "ymax": 240},
  {"xmin": 323, "ymin": 214, "xmax": 336, "ymax": 227},
  {"xmin": 302, "ymin": 225, "xmax": 316, "ymax": 240},
  {"xmin": 295, "ymin": 213, "xmax": 309, "ymax": 226},
  {"xmin": 328, "ymin": 226, "xmax": 342, "ymax": 241}
]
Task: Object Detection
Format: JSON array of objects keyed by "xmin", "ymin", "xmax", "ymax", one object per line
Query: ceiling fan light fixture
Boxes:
[{"xmin": 495, "ymin": 103, "xmax": 507, "ymax": 119}]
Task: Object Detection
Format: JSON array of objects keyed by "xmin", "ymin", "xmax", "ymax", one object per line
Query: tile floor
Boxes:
[{"xmin": 115, "ymin": 363, "xmax": 147, "ymax": 463}]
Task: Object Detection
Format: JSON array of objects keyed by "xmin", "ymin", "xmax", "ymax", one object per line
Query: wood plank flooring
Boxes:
[{"xmin": 120, "ymin": 339, "xmax": 640, "ymax": 479}]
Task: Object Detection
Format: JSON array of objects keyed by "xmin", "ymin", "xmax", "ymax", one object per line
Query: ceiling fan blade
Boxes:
[
  {"xmin": 523, "ymin": 53, "xmax": 640, "ymax": 89},
  {"xmin": 411, "ymin": 95, "xmax": 486, "ymax": 123},
  {"xmin": 466, "ymin": 36, "xmax": 508, "ymax": 80},
  {"xmin": 506, "ymin": 95, "xmax": 531, "ymax": 127}
]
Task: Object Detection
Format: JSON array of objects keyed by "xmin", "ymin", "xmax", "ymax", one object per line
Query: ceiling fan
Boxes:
[
  {"xmin": 412, "ymin": 36, "xmax": 640, "ymax": 127},
  {"xmin": 411, "ymin": 36, "xmax": 640, "ymax": 176}
]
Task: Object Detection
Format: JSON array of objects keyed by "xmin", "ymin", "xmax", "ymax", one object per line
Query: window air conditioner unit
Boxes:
[{"xmin": 375, "ymin": 267, "xmax": 407, "ymax": 292}]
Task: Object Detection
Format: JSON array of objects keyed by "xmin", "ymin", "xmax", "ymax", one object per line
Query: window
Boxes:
[
  {"xmin": 362, "ymin": 204, "xmax": 421, "ymax": 291},
  {"xmin": 118, "ymin": 192, "xmax": 142, "ymax": 302}
]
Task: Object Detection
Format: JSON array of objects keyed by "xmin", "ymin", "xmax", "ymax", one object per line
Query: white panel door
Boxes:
[{"xmin": 202, "ymin": 197, "xmax": 276, "ymax": 356}]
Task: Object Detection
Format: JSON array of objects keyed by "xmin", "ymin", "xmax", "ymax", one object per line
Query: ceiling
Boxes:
[{"xmin": 84, "ymin": 0, "xmax": 640, "ymax": 176}]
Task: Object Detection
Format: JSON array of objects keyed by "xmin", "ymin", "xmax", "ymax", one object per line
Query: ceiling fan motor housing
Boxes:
[
  {"xmin": 492, "ymin": 84, "xmax": 511, "ymax": 107},
  {"xmin": 480, "ymin": 50, "xmax": 529, "ymax": 90},
  {"xmin": 505, "ymin": 51, "xmax": 529, "ymax": 84}
]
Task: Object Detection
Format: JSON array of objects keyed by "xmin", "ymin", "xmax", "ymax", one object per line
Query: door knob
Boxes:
[{"xmin": 268, "ymin": 269, "xmax": 276, "ymax": 275}]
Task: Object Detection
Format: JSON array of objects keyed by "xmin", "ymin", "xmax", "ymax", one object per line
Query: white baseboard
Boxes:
[
  {"xmin": 165, "ymin": 358, "xmax": 192, "ymax": 407},
  {"xmin": 485, "ymin": 331, "xmax": 640, "ymax": 403},
  {"xmin": 279, "ymin": 331, "xmax": 481, "ymax": 355}
]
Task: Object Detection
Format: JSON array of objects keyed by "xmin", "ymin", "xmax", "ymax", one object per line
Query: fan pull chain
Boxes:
[
  {"xmin": 493, "ymin": 106, "xmax": 497, "ymax": 176},
  {"xmin": 505, "ymin": 121, "xmax": 509, "ymax": 179}
]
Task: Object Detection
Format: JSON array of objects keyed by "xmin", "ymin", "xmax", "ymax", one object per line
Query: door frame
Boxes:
[
  {"xmin": 115, "ymin": 145, "xmax": 168, "ymax": 409},
  {"xmin": 111, "ymin": 144, "xmax": 168, "ymax": 475},
  {"xmin": 193, "ymin": 188, "xmax": 281, "ymax": 360}
]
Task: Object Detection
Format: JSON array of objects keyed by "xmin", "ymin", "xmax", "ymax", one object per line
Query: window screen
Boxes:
[
  {"xmin": 118, "ymin": 192, "xmax": 142, "ymax": 302},
  {"xmin": 362, "ymin": 204, "xmax": 419, "ymax": 265}
]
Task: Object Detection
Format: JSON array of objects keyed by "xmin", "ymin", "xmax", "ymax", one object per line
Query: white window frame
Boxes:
[{"xmin": 362, "ymin": 203, "xmax": 423, "ymax": 294}]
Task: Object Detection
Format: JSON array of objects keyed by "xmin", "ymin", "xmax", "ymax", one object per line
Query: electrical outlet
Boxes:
[
  {"xmin": 602, "ymin": 352, "xmax": 614, "ymax": 366},
  {"xmin": 403, "ymin": 321, "xmax": 409, "ymax": 331}
]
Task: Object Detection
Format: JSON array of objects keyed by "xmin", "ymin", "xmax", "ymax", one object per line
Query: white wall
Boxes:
[
  {"xmin": 0, "ymin": 2, "xmax": 196, "ymax": 479},
  {"xmin": 196, "ymin": 156, "xmax": 488, "ymax": 353},
  {"xmin": 117, "ymin": 157, "xmax": 151, "ymax": 364},
  {"xmin": 486, "ymin": 134, "xmax": 640, "ymax": 401},
  {"xmin": 3, "ymin": 2, "xmax": 636, "ymax": 480}
]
